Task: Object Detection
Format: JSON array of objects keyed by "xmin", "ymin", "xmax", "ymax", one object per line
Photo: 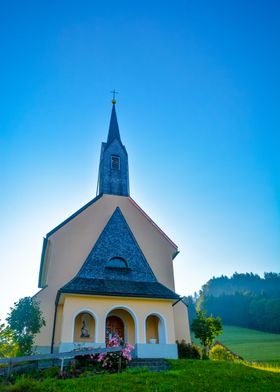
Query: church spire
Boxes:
[
  {"xmin": 107, "ymin": 103, "xmax": 121, "ymax": 144},
  {"xmin": 97, "ymin": 97, "xmax": 130, "ymax": 197}
]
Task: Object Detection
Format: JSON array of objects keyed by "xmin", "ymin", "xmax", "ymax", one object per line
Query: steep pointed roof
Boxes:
[
  {"xmin": 71, "ymin": 207, "xmax": 156, "ymax": 282},
  {"xmin": 59, "ymin": 207, "xmax": 179, "ymax": 300},
  {"xmin": 107, "ymin": 103, "xmax": 121, "ymax": 144}
]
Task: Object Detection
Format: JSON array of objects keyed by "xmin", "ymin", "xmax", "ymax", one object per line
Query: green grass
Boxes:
[
  {"xmin": 219, "ymin": 326, "xmax": 280, "ymax": 362},
  {"xmin": 1, "ymin": 360, "xmax": 280, "ymax": 392},
  {"xmin": 191, "ymin": 325, "xmax": 280, "ymax": 362}
]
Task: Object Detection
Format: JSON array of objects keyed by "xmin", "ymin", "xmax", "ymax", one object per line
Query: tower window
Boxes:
[{"xmin": 111, "ymin": 155, "xmax": 120, "ymax": 170}]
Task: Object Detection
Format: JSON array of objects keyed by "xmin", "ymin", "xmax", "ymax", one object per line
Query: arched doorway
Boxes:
[
  {"xmin": 74, "ymin": 312, "xmax": 95, "ymax": 343},
  {"xmin": 145, "ymin": 314, "xmax": 166, "ymax": 344},
  {"xmin": 105, "ymin": 308, "xmax": 136, "ymax": 346},
  {"xmin": 106, "ymin": 316, "xmax": 124, "ymax": 344}
]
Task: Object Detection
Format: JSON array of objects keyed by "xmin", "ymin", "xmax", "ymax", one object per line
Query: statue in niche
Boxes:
[{"xmin": 80, "ymin": 319, "xmax": 90, "ymax": 338}]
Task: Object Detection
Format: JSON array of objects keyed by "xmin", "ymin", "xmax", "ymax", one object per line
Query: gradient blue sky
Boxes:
[{"xmin": 0, "ymin": 1, "xmax": 279, "ymax": 320}]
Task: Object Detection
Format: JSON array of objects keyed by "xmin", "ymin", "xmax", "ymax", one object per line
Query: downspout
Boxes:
[{"xmin": 51, "ymin": 292, "xmax": 60, "ymax": 353}]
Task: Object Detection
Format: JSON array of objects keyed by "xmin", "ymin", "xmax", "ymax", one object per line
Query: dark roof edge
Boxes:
[
  {"xmin": 58, "ymin": 288, "xmax": 179, "ymax": 300},
  {"xmin": 38, "ymin": 237, "xmax": 48, "ymax": 288},
  {"xmin": 38, "ymin": 194, "xmax": 104, "ymax": 288},
  {"xmin": 46, "ymin": 194, "xmax": 103, "ymax": 238},
  {"xmin": 172, "ymin": 251, "xmax": 180, "ymax": 261},
  {"xmin": 128, "ymin": 197, "xmax": 178, "ymax": 250}
]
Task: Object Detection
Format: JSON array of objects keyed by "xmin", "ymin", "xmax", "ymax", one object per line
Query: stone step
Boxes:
[{"xmin": 129, "ymin": 358, "xmax": 170, "ymax": 372}]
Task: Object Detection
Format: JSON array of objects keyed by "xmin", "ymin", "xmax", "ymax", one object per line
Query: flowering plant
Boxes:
[{"xmin": 98, "ymin": 335, "xmax": 134, "ymax": 372}]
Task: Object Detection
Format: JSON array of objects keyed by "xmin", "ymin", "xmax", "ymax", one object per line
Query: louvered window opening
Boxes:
[{"xmin": 111, "ymin": 155, "xmax": 120, "ymax": 170}]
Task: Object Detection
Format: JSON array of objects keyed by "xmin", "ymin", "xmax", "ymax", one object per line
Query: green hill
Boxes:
[{"xmin": 218, "ymin": 325, "xmax": 280, "ymax": 362}]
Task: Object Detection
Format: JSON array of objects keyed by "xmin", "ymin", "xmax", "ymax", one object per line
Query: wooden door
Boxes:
[{"xmin": 106, "ymin": 316, "xmax": 124, "ymax": 344}]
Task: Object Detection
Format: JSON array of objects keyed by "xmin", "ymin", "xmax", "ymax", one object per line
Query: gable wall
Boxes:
[
  {"xmin": 34, "ymin": 194, "xmax": 177, "ymax": 348},
  {"xmin": 44, "ymin": 195, "xmax": 177, "ymax": 292}
]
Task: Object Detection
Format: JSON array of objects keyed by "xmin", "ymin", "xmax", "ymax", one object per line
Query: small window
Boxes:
[
  {"xmin": 111, "ymin": 155, "xmax": 120, "ymax": 170},
  {"xmin": 106, "ymin": 257, "xmax": 127, "ymax": 269}
]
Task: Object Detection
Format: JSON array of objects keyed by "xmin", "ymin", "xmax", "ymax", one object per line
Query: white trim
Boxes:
[
  {"xmin": 104, "ymin": 305, "xmax": 139, "ymax": 344},
  {"xmin": 72, "ymin": 308, "xmax": 98, "ymax": 343},
  {"xmin": 144, "ymin": 312, "xmax": 167, "ymax": 344}
]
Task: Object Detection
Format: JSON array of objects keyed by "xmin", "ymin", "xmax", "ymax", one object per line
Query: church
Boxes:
[{"xmin": 34, "ymin": 98, "xmax": 191, "ymax": 359}]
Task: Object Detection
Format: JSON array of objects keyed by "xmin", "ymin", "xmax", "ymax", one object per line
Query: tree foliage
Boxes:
[
  {"xmin": 6, "ymin": 297, "xmax": 46, "ymax": 355},
  {"xmin": 197, "ymin": 272, "xmax": 280, "ymax": 334},
  {"xmin": 191, "ymin": 311, "xmax": 222, "ymax": 358},
  {"xmin": 0, "ymin": 321, "xmax": 18, "ymax": 358},
  {"xmin": 183, "ymin": 296, "xmax": 197, "ymax": 324}
]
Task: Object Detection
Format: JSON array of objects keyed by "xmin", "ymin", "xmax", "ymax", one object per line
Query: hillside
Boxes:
[
  {"xmin": 219, "ymin": 325, "xmax": 280, "ymax": 362},
  {"xmin": 197, "ymin": 272, "xmax": 280, "ymax": 334}
]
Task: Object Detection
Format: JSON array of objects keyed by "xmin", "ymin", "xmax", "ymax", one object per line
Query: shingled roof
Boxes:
[
  {"xmin": 59, "ymin": 207, "xmax": 179, "ymax": 300},
  {"xmin": 60, "ymin": 278, "xmax": 179, "ymax": 299}
]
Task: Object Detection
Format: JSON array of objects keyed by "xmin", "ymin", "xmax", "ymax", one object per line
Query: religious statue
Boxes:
[{"xmin": 80, "ymin": 320, "xmax": 90, "ymax": 338}]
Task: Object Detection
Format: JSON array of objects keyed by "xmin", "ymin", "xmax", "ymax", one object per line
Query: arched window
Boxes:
[{"xmin": 106, "ymin": 256, "xmax": 127, "ymax": 269}]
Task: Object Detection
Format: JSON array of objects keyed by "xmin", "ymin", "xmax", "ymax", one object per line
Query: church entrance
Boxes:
[
  {"xmin": 106, "ymin": 316, "xmax": 124, "ymax": 345},
  {"xmin": 105, "ymin": 308, "xmax": 136, "ymax": 346}
]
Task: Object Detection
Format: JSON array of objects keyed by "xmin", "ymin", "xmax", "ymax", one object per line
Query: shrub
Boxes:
[
  {"xmin": 176, "ymin": 340, "xmax": 201, "ymax": 359},
  {"xmin": 209, "ymin": 344, "xmax": 236, "ymax": 362},
  {"xmin": 74, "ymin": 353, "xmax": 99, "ymax": 370},
  {"xmin": 40, "ymin": 366, "xmax": 60, "ymax": 379},
  {"xmin": 98, "ymin": 336, "xmax": 134, "ymax": 372}
]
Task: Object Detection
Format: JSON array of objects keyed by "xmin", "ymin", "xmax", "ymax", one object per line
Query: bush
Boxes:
[
  {"xmin": 209, "ymin": 344, "xmax": 236, "ymax": 362},
  {"xmin": 74, "ymin": 354, "xmax": 99, "ymax": 370},
  {"xmin": 40, "ymin": 366, "xmax": 60, "ymax": 379},
  {"xmin": 97, "ymin": 336, "xmax": 134, "ymax": 372},
  {"xmin": 176, "ymin": 340, "xmax": 201, "ymax": 359}
]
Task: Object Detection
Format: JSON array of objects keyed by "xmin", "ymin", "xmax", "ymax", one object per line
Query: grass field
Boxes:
[
  {"xmin": 191, "ymin": 325, "xmax": 280, "ymax": 362},
  {"xmin": 218, "ymin": 325, "xmax": 280, "ymax": 362},
  {"xmin": 1, "ymin": 360, "xmax": 280, "ymax": 392}
]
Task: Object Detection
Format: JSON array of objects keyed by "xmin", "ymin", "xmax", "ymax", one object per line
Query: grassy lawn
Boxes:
[
  {"xmin": 218, "ymin": 326, "xmax": 280, "ymax": 362},
  {"xmin": 191, "ymin": 325, "xmax": 280, "ymax": 362},
  {"xmin": 2, "ymin": 360, "xmax": 280, "ymax": 392}
]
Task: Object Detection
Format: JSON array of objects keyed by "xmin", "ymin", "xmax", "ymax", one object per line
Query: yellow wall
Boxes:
[
  {"xmin": 173, "ymin": 301, "xmax": 191, "ymax": 343},
  {"xmin": 58, "ymin": 295, "xmax": 175, "ymax": 345},
  {"xmin": 34, "ymin": 194, "xmax": 178, "ymax": 348}
]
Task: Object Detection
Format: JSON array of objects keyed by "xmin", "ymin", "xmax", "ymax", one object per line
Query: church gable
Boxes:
[
  {"xmin": 74, "ymin": 207, "xmax": 156, "ymax": 283},
  {"xmin": 59, "ymin": 206, "xmax": 179, "ymax": 300}
]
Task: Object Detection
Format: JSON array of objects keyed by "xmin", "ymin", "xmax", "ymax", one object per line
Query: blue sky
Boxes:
[{"xmin": 0, "ymin": 1, "xmax": 279, "ymax": 320}]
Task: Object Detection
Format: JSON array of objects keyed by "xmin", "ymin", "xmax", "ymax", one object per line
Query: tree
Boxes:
[
  {"xmin": 191, "ymin": 311, "xmax": 222, "ymax": 359},
  {"xmin": 0, "ymin": 321, "xmax": 18, "ymax": 357},
  {"xmin": 6, "ymin": 297, "xmax": 46, "ymax": 355}
]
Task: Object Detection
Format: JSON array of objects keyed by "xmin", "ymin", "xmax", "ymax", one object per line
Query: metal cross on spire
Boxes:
[{"xmin": 110, "ymin": 89, "xmax": 119, "ymax": 104}]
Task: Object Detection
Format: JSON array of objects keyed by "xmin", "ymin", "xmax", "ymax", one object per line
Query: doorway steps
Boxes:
[{"xmin": 129, "ymin": 358, "xmax": 170, "ymax": 372}]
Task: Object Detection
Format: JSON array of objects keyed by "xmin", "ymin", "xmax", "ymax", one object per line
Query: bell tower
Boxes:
[{"xmin": 97, "ymin": 98, "xmax": 129, "ymax": 196}]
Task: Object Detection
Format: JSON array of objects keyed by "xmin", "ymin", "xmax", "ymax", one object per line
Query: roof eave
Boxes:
[
  {"xmin": 38, "ymin": 237, "xmax": 48, "ymax": 288},
  {"xmin": 59, "ymin": 288, "xmax": 179, "ymax": 300}
]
